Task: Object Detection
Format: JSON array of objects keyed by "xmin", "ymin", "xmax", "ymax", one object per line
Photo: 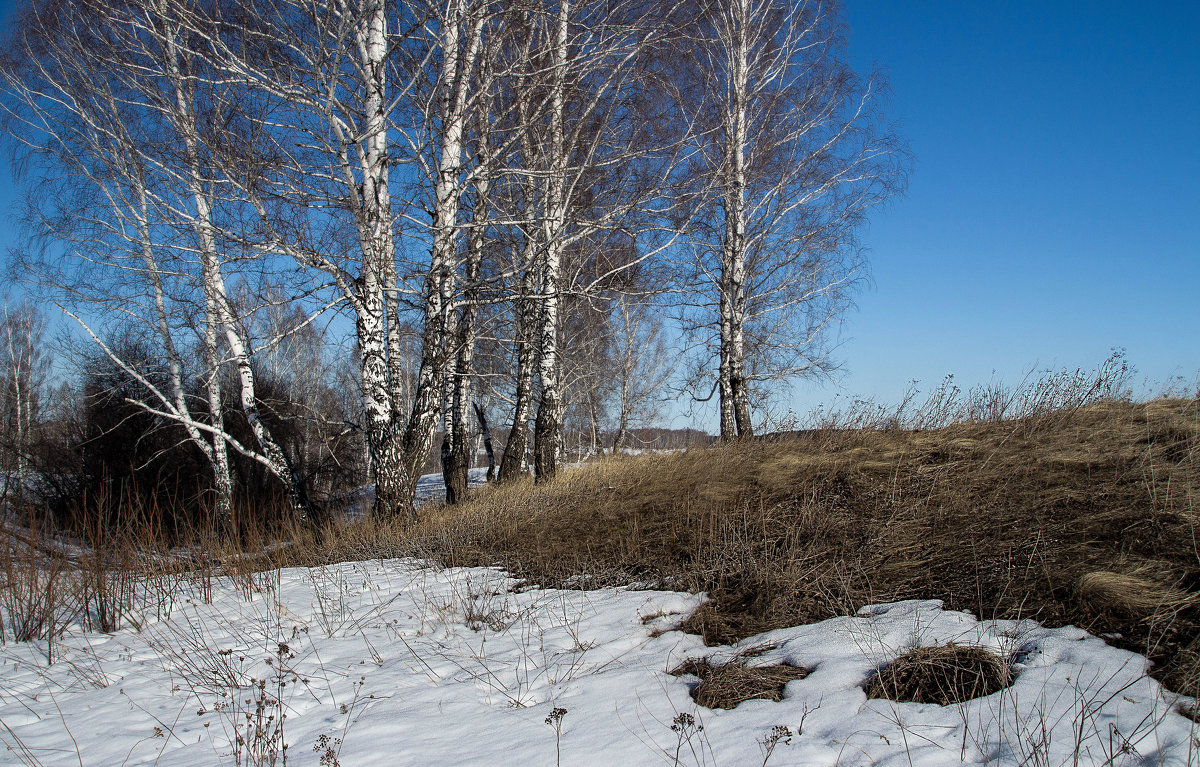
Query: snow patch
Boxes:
[{"xmin": 1, "ymin": 566, "xmax": 1196, "ymax": 766}]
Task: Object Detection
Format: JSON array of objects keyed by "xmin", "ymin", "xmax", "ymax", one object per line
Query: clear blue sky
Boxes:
[
  {"xmin": 814, "ymin": 0, "xmax": 1200, "ymax": 413},
  {"xmin": 1, "ymin": 0, "xmax": 1197, "ymax": 422},
  {"xmin": 0, "ymin": 0, "xmax": 16, "ymax": 275}
]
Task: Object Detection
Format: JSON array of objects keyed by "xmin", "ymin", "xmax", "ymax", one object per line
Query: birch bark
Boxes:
[
  {"xmin": 532, "ymin": 0, "xmax": 571, "ymax": 483},
  {"xmin": 718, "ymin": 0, "xmax": 752, "ymax": 440},
  {"xmin": 498, "ymin": 263, "xmax": 537, "ymax": 481},
  {"xmin": 354, "ymin": 0, "xmax": 415, "ymax": 522},
  {"xmin": 441, "ymin": 137, "xmax": 490, "ymax": 503},
  {"xmin": 411, "ymin": 0, "xmax": 486, "ymax": 502}
]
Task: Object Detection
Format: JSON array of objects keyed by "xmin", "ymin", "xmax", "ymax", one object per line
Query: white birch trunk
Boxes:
[
  {"xmin": 136, "ymin": 204, "xmax": 209, "ymax": 464},
  {"xmin": 719, "ymin": 0, "xmax": 752, "ymax": 439},
  {"xmin": 442, "ymin": 140, "xmax": 489, "ymax": 503},
  {"xmin": 354, "ymin": 0, "xmax": 414, "ymax": 522},
  {"xmin": 499, "ymin": 30, "xmax": 541, "ymax": 482},
  {"xmin": 533, "ymin": 0, "xmax": 571, "ymax": 483},
  {"xmin": 499, "ymin": 262, "xmax": 537, "ymax": 481},
  {"xmin": 410, "ymin": 0, "xmax": 485, "ymax": 501},
  {"xmin": 1, "ymin": 318, "xmax": 32, "ymax": 483},
  {"xmin": 200, "ymin": 307, "xmax": 233, "ymax": 527}
]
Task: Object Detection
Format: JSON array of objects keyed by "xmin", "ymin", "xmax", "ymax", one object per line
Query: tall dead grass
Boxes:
[{"xmin": 0, "ymin": 490, "xmax": 318, "ymax": 658}]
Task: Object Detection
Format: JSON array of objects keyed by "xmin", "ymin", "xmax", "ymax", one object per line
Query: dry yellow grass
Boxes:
[{"xmin": 1075, "ymin": 569, "xmax": 1200, "ymax": 621}]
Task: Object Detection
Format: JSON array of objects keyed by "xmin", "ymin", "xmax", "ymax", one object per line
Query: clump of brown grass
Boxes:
[
  {"xmin": 1075, "ymin": 569, "xmax": 1200, "ymax": 622},
  {"xmin": 670, "ymin": 656, "xmax": 807, "ymax": 709},
  {"xmin": 863, "ymin": 644, "xmax": 1011, "ymax": 706}
]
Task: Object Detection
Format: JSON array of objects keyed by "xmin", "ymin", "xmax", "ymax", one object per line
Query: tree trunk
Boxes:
[
  {"xmin": 410, "ymin": 0, "xmax": 485, "ymax": 503},
  {"xmin": 161, "ymin": 14, "xmax": 313, "ymax": 525},
  {"xmin": 533, "ymin": 384, "xmax": 562, "ymax": 482},
  {"xmin": 201, "ymin": 311, "xmax": 233, "ymax": 531},
  {"xmin": 588, "ymin": 392, "xmax": 601, "ymax": 455},
  {"xmin": 612, "ymin": 411, "xmax": 628, "ymax": 455},
  {"xmin": 718, "ymin": 0, "xmax": 751, "ymax": 440},
  {"xmin": 532, "ymin": 0, "xmax": 570, "ymax": 483},
  {"xmin": 357, "ymin": 0, "xmax": 414, "ymax": 523},
  {"xmin": 718, "ymin": 292, "xmax": 738, "ymax": 439},
  {"xmin": 441, "ymin": 124, "xmax": 490, "ymax": 503},
  {"xmin": 474, "ymin": 402, "xmax": 495, "ymax": 481},
  {"xmin": 499, "ymin": 271, "xmax": 536, "ymax": 482}
]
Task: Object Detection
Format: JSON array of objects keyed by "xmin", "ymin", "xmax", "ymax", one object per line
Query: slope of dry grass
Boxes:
[
  {"xmin": 318, "ymin": 397, "xmax": 1200, "ymax": 697},
  {"xmin": 11, "ymin": 391, "xmax": 1192, "ymax": 700}
]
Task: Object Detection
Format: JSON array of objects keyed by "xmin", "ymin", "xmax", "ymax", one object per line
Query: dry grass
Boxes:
[
  {"xmin": 1075, "ymin": 569, "xmax": 1200, "ymax": 622},
  {"xmin": 670, "ymin": 657, "xmax": 808, "ymax": 709},
  {"xmin": 310, "ymin": 395, "xmax": 1200, "ymax": 698},
  {"xmin": 0, "ymin": 494, "xmax": 315, "ymax": 651},
  {"xmin": 863, "ymin": 644, "xmax": 1012, "ymax": 706}
]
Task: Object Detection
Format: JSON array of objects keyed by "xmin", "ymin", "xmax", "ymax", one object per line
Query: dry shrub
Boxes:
[
  {"xmin": 0, "ymin": 524, "xmax": 76, "ymax": 647},
  {"xmin": 670, "ymin": 657, "xmax": 807, "ymax": 709},
  {"xmin": 863, "ymin": 645, "xmax": 1011, "ymax": 706},
  {"xmin": 0, "ymin": 493, "xmax": 317, "ymax": 651}
]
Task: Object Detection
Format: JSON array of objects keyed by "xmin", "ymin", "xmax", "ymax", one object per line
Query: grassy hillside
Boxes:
[{"xmin": 327, "ymin": 397, "xmax": 1199, "ymax": 699}]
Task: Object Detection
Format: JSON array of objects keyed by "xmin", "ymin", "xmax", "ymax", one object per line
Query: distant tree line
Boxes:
[{"xmin": 0, "ymin": 0, "xmax": 906, "ymax": 530}]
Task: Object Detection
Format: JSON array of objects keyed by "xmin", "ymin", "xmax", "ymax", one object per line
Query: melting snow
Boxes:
[{"xmin": 1, "ymin": 560, "xmax": 1197, "ymax": 766}]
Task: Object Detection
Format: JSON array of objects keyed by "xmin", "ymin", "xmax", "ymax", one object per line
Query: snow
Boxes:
[{"xmin": 1, "ymin": 561, "xmax": 1197, "ymax": 766}]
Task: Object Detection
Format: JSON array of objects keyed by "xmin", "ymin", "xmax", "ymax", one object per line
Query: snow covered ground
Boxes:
[{"xmin": 2, "ymin": 559, "xmax": 1197, "ymax": 766}]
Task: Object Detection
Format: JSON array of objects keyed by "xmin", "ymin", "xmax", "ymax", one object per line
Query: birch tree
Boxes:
[
  {"xmin": 439, "ymin": 42, "xmax": 502, "ymax": 503},
  {"xmin": 161, "ymin": 0, "xmax": 430, "ymax": 519},
  {"xmin": 496, "ymin": 0, "xmax": 687, "ymax": 482},
  {"xmin": 1, "ymin": 0, "xmax": 321, "ymax": 526},
  {"xmin": 192, "ymin": 0, "xmax": 518, "ymax": 515},
  {"xmin": 677, "ymin": 0, "xmax": 907, "ymax": 438},
  {"xmin": 413, "ymin": 0, "xmax": 491, "ymax": 505},
  {"xmin": 608, "ymin": 295, "xmax": 670, "ymax": 453}
]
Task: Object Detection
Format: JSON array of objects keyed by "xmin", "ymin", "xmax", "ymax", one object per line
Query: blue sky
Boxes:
[
  {"xmin": 0, "ymin": 0, "xmax": 16, "ymax": 274},
  {"xmin": 1, "ymin": 0, "xmax": 1197, "ymax": 425},
  {"xmin": 813, "ymin": 1, "xmax": 1200, "ymax": 412}
]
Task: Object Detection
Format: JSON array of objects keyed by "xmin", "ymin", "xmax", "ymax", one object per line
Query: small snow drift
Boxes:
[
  {"xmin": 863, "ymin": 643, "xmax": 1012, "ymax": 706},
  {"xmin": 670, "ymin": 656, "xmax": 807, "ymax": 709}
]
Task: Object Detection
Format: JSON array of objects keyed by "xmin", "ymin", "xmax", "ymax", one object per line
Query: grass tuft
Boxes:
[
  {"xmin": 863, "ymin": 644, "xmax": 1012, "ymax": 706},
  {"xmin": 1075, "ymin": 569, "xmax": 1200, "ymax": 622},
  {"xmin": 670, "ymin": 657, "xmax": 808, "ymax": 709}
]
